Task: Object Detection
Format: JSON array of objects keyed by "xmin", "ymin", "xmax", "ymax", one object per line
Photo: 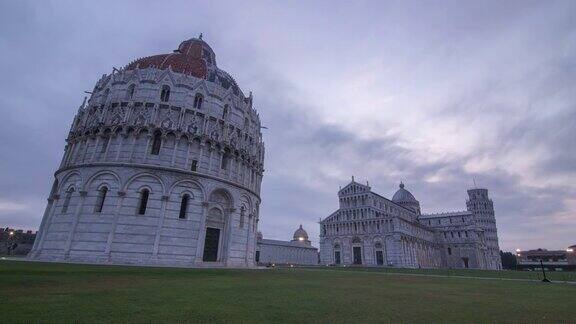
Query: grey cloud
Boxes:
[{"xmin": 0, "ymin": 1, "xmax": 575, "ymax": 251}]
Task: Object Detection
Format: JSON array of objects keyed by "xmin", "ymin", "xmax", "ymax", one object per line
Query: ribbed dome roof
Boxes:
[
  {"xmin": 392, "ymin": 182, "xmax": 418, "ymax": 203},
  {"xmin": 293, "ymin": 225, "xmax": 309, "ymax": 241},
  {"xmin": 125, "ymin": 37, "xmax": 214, "ymax": 79},
  {"xmin": 124, "ymin": 36, "xmax": 244, "ymax": 96}
]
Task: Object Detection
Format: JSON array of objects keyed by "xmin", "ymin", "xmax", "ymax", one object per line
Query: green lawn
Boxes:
[
  {"xmin": 317, "ymin": 265, "xmax": 576, "ymax": 282},
  {"xmin": 0, "ymin": 261, "xmax": 575, "ymax": 323}
]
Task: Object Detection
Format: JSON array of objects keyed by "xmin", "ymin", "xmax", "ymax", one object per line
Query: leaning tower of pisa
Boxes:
[
  {"xmin": 29, "ymin": 36, "xmax": 265, "ymax": 268},
  {"xmin": 466, "ymin": 188, "xmax": 502, "ymax": 270}
]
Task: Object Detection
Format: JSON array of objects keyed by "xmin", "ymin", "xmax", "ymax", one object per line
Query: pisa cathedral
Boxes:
[
  {"xmin": 29, "ymin": 37, "xmax": 264, "ymax": 267},
  {"xmin": 320, "ymin": 180, "xmax": 502, "ymax": 269},
  {"xmin": 256, "ymin": 225, "xmax": 319, "ymax": 266}
]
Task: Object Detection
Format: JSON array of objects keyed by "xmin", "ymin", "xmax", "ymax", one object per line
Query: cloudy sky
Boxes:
[{"xmin": 1, "ymin": 1, "xmax": 574, "ymax": 251}]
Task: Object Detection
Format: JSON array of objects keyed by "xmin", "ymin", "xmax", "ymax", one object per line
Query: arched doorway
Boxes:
[
  {"xmin": 374, "ymin": 242, "xmax": 384, "ymax": 266},
  {"xmin": 333, "ymin": 243, "xmax": 341, "ymax": 265},
  {"xmin": 201, "ymin": 189, "xmax": 232, "ymax": 263},
  {"xmin": 352, "ymin": 237, "xmax": 362, "ymax": 265},
  {"xmin": 203, "ymin": 207, "xmax": 224, "ymax": 262}
]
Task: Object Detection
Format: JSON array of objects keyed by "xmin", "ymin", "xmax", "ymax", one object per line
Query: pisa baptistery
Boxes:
[{"xmin": 29, "ymin": 36, "xmax": 265, "ymax": 268}]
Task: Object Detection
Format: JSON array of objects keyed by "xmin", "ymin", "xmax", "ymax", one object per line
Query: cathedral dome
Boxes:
[
  {"xmin": 392, "ymin": 182, "xmax": 421, "ymax": 214},
  {"xmin": 392, "ymin": 182, "xmax": 417, "ymax": 203},
  {"xmin": 293, "ymin": 225, "xmax": 310, "ymax": 244}
]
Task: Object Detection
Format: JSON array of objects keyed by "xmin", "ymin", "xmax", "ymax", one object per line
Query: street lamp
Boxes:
[
  {"xmin": 540, "ymin": 259, "xmax": 551, "ymax": 283},
  {"xmin": 5, "ymin": 231, "xmax": 16, "ymax": 256}
]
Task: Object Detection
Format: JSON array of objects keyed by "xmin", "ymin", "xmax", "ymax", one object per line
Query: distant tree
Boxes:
[{"xmin": 500, "ymin": 251, "xmax": 517, "ymax": 270}]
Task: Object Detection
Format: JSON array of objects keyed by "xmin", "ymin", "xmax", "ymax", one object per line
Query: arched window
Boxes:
[
  {"xmin": 137, "ymin": 189, "xmax": 150, "ymax": 215},
  {"xmin": 222, "ymin": 105, "xmax": 228, "ymax": 119},
  {"xmin": 150, "ymin": 132, "xmax": 162, "ymax": 155},
  {"xmin": 193, "ymin": 93, "xmax": 203, "ymax": 109},
  {"xmin": 239, "ymin": 206, "xmax": 246, "ymax": 228},
  {"xmin": 126, "ymin": 84, "xmax": 136, "ymax": 99},
  {"xmin": 179, "ymin": 194, "xmax": 190, "ymax": 219},
  {"xmin": 94, "ymin": 186, "xmax": 108, "ymax": 213},
  {"xmin": 62, "ymin": 187, "xmax": 74, "ymax": 213},
  {"xmin": 221, "ymin": 151, "xmax": 229, "ymax": 170},
  {"xmin": 160, "ymin": 85, "xmax": 170, "ymax": 102}
]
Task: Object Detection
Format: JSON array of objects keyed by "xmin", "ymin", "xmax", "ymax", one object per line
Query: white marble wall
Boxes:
[
  {"xmin": 257, "ymin": 242, "xmax": 318, "ymax": 266},
  {"xmin": 30, "ymin": 165, "xmax": 260, "ymax": 267},
  {"xmin": 30, "ymin": 65, "xmax": 264, "ymax": 268},
  {"xmin": 320, "ymin": 181, "xmax": 500, "ymax": 270}
]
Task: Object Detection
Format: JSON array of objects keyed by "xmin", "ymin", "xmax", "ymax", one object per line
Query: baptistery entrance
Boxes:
[
  {"xmin": 199, "ymin": 189, "xmax": 232, "ymax": 263},
  {"xmin": 203, "ymin": 227, "xmax": 220, "ymax": 262}
]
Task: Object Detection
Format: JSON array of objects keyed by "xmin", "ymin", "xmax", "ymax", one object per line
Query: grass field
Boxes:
[
  {"xmin": 319, "ymin": 265, "xmax": 576, "ymax": 282},
  {"xmin": 1, "ymin": 260, "xmax": 575, "ymax": 323}
]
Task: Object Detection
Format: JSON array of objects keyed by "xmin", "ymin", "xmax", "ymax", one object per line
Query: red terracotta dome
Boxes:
[{"xmin": 125, "ymin": 37, "xmax": 216, "ymax": 79}]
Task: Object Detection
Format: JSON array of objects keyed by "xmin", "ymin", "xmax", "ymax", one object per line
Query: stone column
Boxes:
[
  {"xmin": 197, "ymin": 141, "xmax": 205, "ymax": 168},
  {"xmin": 90, "ymin": 136, "xmax": 100, "ymax": 162},
  {"xmin": 171, "ymin": 138, "xmax": 178, "ymax": 167},
  {"xmin": 105, "ymin": 191, "xmax": 126, "ymax": 261},
  {"xmin": 152, "ymin": 195, "xmax": 170, "ymax": 259},
  {"xmin": 223, "ymin": 207, "xmax": 236, "ymax": 265},
  {"xmin": 207, "ymin": 147, "xmax": 214, "ymax": 174},
  {"xmin": 59, "ymin": 144, "xmax": 70, "ymax": 169},
  {"xmin": 64, "ymin": 190, "xmax": 87, "ymax": 260},
  {"xmin": 102, "ymin": 135, "xmax": 111, "ymax": 161},
  {"xmin": 81, "ymin": 138, "xmax": 91, "ymax": 163},
  {"xmin": 129, "ymin": 135, "xmax": 138, "ymax": 161},
  {"xmin": 184, "ymin": 141, "xmax": 191, "ymax": 169},
  {"xmin": 194, "ymin": 202, "xmax": 209, "ymax": 265},
  {"xmin": 143, "ymin": 134, "xmax": 154, "ymax": 164},
  {"xmin": 218, "ymin": 149, "xmax": 225, "ymax": 178},
  {"xmin": 115, "ymin": 134, "xmax": 124, "ymax": 162},
  {"xmin": 244, "ymin": 213, "xmax": 252, "ymax": 267},
  {"xmin": 65, "ymin": 141, "xmax": 76, "ymax": 166},
  {"xmin": 29, "ymin": 195, "xmax": 58, "ymax": 257}
]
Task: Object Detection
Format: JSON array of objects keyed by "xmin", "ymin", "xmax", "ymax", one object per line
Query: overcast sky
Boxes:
[{"xmin": 1, "ymin": 1, "xmax": 574, "ymax": 251}]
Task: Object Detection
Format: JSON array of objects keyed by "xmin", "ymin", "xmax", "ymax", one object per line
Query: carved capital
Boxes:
[
  {"xmin": 52, "ymin": 194, "xmax": 61, "ymax": 200},
  {"xmin": 161, "ymin": 195, "xmax": 170, "ymax": 201},
  {"xmin": 202, "ymin": 202, "xmax": 210, "ymax": 207},
  {"xmin": 79, "ymin": 190, "xmax": 88, "ymax": 197},
  {"xmin": 117, "ymin": 191, "xmax": 126, "ymax": 197}
]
